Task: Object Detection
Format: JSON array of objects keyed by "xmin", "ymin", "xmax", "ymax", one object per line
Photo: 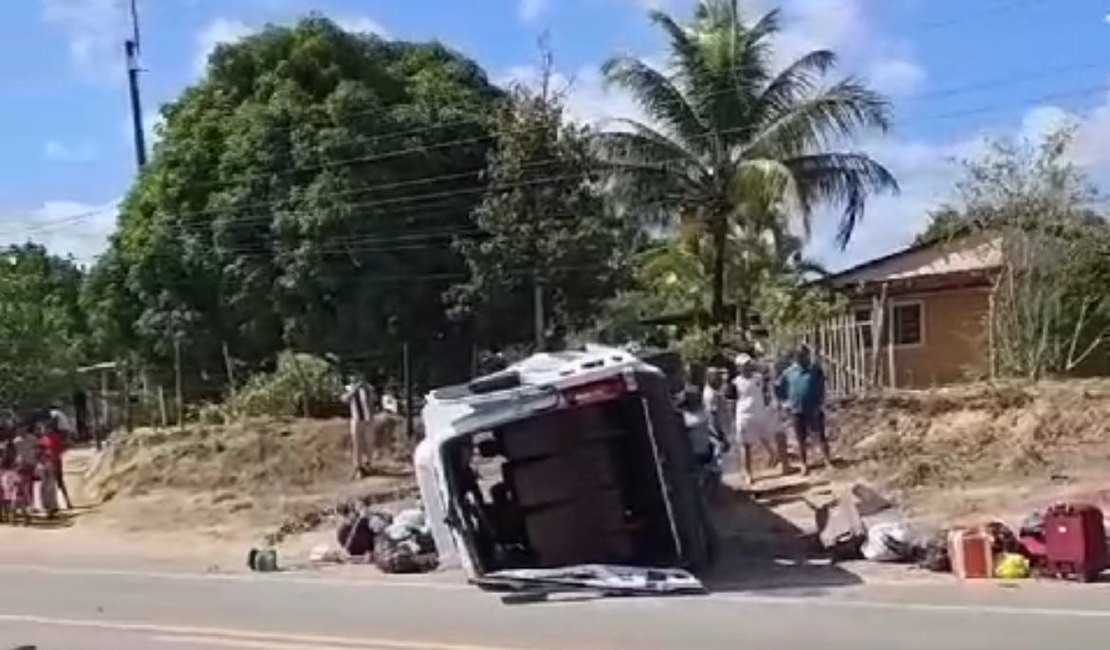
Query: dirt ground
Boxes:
[
  {"xmin": 4, "ymin": 379, "xmax": 1109, "ymax": 581},
  {"xmin": 0, "ymin": 415, "xmax": 420, "ymax": 569}
]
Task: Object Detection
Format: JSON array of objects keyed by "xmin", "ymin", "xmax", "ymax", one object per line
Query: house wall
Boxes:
[{"xmin": 854, "ymin": 287, "xmax": 992, "ymax": 388}]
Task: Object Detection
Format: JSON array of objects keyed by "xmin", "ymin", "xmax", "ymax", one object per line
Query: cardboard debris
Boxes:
[{"xmin": 815, "ymin": 483, "xmax": 897, "ymax": 556}]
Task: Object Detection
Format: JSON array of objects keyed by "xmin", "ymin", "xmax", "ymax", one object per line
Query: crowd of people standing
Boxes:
[
  {"xmin": 0, "ymin": 408, "xmax": 71, "ymax": 524},
  {"xmin": 702, "ymin": 344, "xmax": 834, "ymax": 485}
]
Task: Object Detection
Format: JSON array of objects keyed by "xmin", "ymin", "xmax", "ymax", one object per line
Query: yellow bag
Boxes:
[{"xmin": 994, "ymin": 553, "xmax": 1030, "ymax": 580}]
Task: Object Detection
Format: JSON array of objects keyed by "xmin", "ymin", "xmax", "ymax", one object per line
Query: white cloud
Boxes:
[
  {"xmin": 43, "ymin": 0, "xmax": 129, "ymax": 82},
  {"xmin": 195, "ymin": 18, "xmax": 256, "ymax": 75},
  {"xmin": 336, "ymin": 16, "xmax": 391, "ymax": 37},
  {"xmin": 519, "ymin": 0, "xmax": 547, "ymax": 22},
  {"xmin": 499, "ymin": 65, "xmax": 648, "ymax": 128},
  {"xmin": 806, "ymin": 134, "xmax": 979, "ymax": 269},
  {"xmin": 43, "ymin": 140, "xmax": 98, "ymax": 163},
  {"xmin": 806, "ymin": 88, "xmax": 1110, "ymax": 270},
  {"xmin": 0, "ymin": 199, "xmax": 119, "ymax": 264},
  {"xmin": 868, "ymin": 58, "xmax": 927, "ymax": 98}
]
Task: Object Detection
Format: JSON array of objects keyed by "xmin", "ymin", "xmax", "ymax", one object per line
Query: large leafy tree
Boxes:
[
  {"xmin": 0, "ymin": 244, "xmax": 86, "ymax": 412},
  {"xmin": 599, "ymin": 0, "xmax": 897, "ymax": 326},
  {"xmin": 85, "ymin": 17, "xmax": 503, "ymax": 389},
  {"xmin": 450, "ymin": 63, "xmax": 640, "ymax": 349}
]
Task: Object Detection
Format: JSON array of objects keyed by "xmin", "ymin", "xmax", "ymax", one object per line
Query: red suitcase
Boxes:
[{"xmin": 1044, "ymin": 503, "xmax": 1106, "ymax": 582}]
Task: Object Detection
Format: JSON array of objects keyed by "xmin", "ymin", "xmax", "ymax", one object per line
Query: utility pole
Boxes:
[
  {"xmin": 124, "ymin": 0, "xmax": 147, "ymax": 168},
  {"xmin": 532, "ymin": 42, "xmax": 553, "ymax": 350}
]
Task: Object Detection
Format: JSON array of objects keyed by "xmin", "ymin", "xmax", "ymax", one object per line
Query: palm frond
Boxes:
[
  {"xmin": 686, "ymin": 4, "xmax": 779, "ymax": 145},
  {"xmin": 732, "ymin": 158, "xmax": 806, "ymax": 236},
  {"xmin": 745, "ymin": 78, "xmax": 892, "ymax": 159},
  {"xmin": 648, "ymin": 10, "xmax": 716, "ymax": 112},
  {"xmin": 784, "ymin": 152, "xmax": 899, "ymax": 247},
  {"xmin": 757, "ymin": 49, "xmax": 837, "ymax": 118},
  {"xmin": 594, "ymin": 120, "xmax": 711, "ymax": 206},
  {"xmin": 601, "ymin": 55, "xmax": 708, "ymax": 148}
]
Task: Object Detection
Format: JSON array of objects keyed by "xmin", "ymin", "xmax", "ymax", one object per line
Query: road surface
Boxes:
[{"xmin": 2, "ymin": 562, "xmax": 1110, "ymax": 649}]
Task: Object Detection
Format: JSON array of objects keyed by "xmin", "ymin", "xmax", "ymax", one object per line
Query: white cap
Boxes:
[{"xmin": 735, "ymin": 353, "xmax": 753, "ymax": 367}]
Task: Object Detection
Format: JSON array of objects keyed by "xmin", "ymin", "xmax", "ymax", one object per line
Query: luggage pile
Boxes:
[
  {"xmin": 929, "ymin": 502, "xmax": 1106, "ymax": 582},
  {"xmin": 815, "ymin": 486, "xmax": 1108, "ymax": 584},
  {"xmin": 335, "ymin": 505, "xmax": 439, "ymax": 574}
]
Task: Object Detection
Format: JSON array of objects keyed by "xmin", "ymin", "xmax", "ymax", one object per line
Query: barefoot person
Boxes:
[
  {"xmin": 12, "ymin": 425, "xmax": 38, "ymax": 520},
  {"xmin": 732, "ymin": 353, "xmax": 786, "ymax": 484},
  {"xmin": 777, "ymin": 345, "xmax": 833, "ymax": 475}
]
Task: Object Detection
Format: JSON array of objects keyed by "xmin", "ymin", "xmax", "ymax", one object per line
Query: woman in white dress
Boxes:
[{"xmin": 733, "ymin": 353, "xmax": 787, "ymax": 485}]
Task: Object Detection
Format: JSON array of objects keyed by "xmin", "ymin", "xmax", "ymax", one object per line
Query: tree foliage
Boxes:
[
  {"xmin": 0, "ymin": 244, "xmax": 86, "ymax": 412},
  {"xmin": 450, "ymin": 62, "xmax": 639, "ymax": 348},
  {"xmin": 82, "ymin": 17, "xmax": 504, "ymax": 390}
]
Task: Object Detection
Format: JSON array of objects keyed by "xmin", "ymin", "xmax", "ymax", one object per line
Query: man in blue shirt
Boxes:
[{"xmin": 777, "ymin": 345, "xmax": 833, "ymax": 475}]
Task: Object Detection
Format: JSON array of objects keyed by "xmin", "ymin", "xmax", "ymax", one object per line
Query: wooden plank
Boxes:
[
  {"xmin": 839, "ymin": 310, "xmax": 848, "ymax": 392},
  {"xmin": 886, "ymin": 283, "xmax": 897, "ymax": 389},
  {"xmin": 855, "ymin": 315, "xmax": 867, "ymax": 392},
  {"xmin": 870, "ymin": 285, "xmax": 888, "ymax": 388},
  {"xmin": 835, "ymin": 318, "xmax": 845, "ymax": 396}
]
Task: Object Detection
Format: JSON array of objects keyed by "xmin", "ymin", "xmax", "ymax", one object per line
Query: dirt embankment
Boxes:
[
  {"xmin": 79, "ymin": 380, "xmax": 1110, "ymax": 553},
  {"xmin": 829, "ymin": 379, "xmax": 1110, "ymax": 522},
  {"xmin": 82, "ymin": 415, "xmax": 416, "ymax": 538}
]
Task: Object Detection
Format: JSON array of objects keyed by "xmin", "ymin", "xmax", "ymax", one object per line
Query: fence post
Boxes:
[
  {"xmin": 403, "ymin": 342, "xmax": 415, "ymax": 440},
  {"xmin": 174, "ymin": 338, "xmax": 184, "ymax": 431}
]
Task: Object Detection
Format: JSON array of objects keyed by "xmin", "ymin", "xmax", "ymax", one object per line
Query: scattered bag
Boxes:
[
  {"xmin": 861, "ymin": 521, "xmax": 914, "ymax": 562},
  {"xmin": 247, "ymin": 547, "xmax": 279, "ymax": 572},
  {"xmin": 917, "ymin": 532, "xmax": 951, "ymax": 573},
  {"xmin": 984, "ymin": 521, "xmax": 1021, "ymax": 554},
  {"xmin": 337, "ymin": 509, "xmax": 392, "ymax": 558},
  {"xmin": 995, "ymin": 553, "xmax": 1031, "ymax": 580},
  {"xmin": 816, "ymin": 491, "xmax": 866, "ymax": 560}
]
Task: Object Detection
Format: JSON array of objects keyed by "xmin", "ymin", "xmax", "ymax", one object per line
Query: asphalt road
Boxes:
[{"xmin": 2, "ymin": 563, "xmax": 1110, "ymax": 650}]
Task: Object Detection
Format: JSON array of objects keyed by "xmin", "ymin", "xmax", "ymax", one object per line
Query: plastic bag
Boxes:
[
  {"xmin": 861, "ymin": 521, "xmax": 913, "ymax": 562},
  {"xmin": 994, "ymin": 553, "xmax": 1030, "ymax": 580}
]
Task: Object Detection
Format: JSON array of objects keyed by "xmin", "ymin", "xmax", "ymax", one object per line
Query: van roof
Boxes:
[{"xmin": 421, "ymin": 344, "xmax": 663, "ymax": 443}]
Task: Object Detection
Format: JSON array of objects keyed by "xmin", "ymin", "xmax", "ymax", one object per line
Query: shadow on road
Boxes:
[{"xmin": 703, "ymin": 483, "xmax": 863, "ymax": 595}]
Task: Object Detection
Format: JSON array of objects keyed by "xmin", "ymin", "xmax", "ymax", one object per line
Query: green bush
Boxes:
[{"xmin": 229, "ymin": 352, "xmax": 342, "ymax": 418}]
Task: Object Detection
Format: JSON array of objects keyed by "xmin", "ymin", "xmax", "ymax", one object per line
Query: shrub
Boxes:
[{"xmin": 229, "ymin": 352, "xmax": 342, "ymax": 418}]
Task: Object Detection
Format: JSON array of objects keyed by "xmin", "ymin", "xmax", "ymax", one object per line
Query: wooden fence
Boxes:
[{"xmin": 775, "ymin": 289, "xmax": 899, "ymax": 397}]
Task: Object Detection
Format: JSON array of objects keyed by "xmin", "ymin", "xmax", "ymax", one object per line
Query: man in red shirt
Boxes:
[{"xmin": 40, "ymin": 423, "xmax": 70, "ymax": 509}]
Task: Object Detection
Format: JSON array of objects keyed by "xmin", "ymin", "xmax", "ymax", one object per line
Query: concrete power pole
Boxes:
[
  {"xmin": 532, "ymin": 42, "xmax": 554, "ymax": 350},
  {"xmin": 125, "ymin": 0, "xmax": 147, "ymax": 169}
]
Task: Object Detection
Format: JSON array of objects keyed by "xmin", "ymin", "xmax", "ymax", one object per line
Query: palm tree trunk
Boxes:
[{"xmin": 710, "ymin": 216, "xmax": 728, "ymax": 327}]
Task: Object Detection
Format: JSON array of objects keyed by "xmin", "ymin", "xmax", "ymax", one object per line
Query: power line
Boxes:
[{"xmin": 10, "ymin": 73, "xmax": 1110, "ymax": 240}]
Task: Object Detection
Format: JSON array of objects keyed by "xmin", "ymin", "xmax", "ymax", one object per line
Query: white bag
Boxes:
[{"xmin": 862, "ymin": 521, "xmax": 912, "ymax": 562}]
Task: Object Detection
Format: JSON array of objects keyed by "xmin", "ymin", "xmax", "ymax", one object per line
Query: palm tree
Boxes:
[{"xmin": 598, "ymin": 0, "xmax": 898, "ymax": 326}]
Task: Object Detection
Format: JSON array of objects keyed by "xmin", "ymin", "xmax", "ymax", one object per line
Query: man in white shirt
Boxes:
[
  {"xmin": 732, "ymin": 353, "xmax": 788, "ymax": 485},
  {"xmin": 49, "ymin": 405, "xmax": 73, "ymax": 435},
  {"xmin": 342, "ymin": 374, "xmax": 377, "ymax": 477}
]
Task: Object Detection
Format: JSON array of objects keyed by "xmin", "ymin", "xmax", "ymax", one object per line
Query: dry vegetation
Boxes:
[
  {"xmin": 81, "ymin": 414, "xmax": 417, "ymax": 538},
  {"xmin": 831, "ymin": 379, "xmax": 1110, "ymax": 490}
]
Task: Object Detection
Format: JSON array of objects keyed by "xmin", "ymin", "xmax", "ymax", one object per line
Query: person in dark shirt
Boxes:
[{"xmin": 776, "ymin": 345, "xmax": 834, "ymax": 474}]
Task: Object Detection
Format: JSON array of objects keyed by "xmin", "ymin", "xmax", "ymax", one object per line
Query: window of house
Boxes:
[
  {"xmin": 891, "ymin": 302, "xmax": 923, "ymax": 346},
  {"xmin": 853, "ymin": 307, "xmax": 874, "ymax": 349}
]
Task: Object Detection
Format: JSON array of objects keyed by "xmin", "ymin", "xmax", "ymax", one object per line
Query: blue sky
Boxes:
[{"xmin": 3, "ymin": 0, "xmax": 1110, "ymax": 268}]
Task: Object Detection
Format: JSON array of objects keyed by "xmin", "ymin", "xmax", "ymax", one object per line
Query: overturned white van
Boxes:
[{"xmin": 415, "ymin": 345, "xmax": 715, "ymax": 591}]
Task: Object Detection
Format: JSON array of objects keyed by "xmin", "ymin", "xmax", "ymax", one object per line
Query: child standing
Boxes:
[{"xmin": 1, "ymin": 439, "xmax": 30, "ymax": 525}]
